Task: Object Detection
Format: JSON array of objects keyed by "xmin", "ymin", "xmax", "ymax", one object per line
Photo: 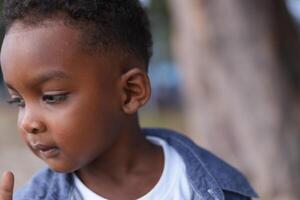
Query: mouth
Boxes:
[{"xmin": 31, "ymin": 144, "xmax": 60, "ymax": 159}]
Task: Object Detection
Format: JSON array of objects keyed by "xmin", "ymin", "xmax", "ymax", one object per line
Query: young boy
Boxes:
[{"xmin": 0, "ymin": 0, "xmax": 258, "ymax": 199}]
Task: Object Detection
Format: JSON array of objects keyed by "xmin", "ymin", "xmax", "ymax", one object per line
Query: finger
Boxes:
[{"xmin": 0, "ymin": 171, "xmax": 14, "ymax": 200}]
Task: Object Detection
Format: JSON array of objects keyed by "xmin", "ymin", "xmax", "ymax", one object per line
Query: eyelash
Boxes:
[
  {"xmin": 7, "ymin": 98, "xmax": 25, "ymax": 108},
  {"xmin": 7, "ymin": 93, "xmax": 69, "ymax": 108},
  {"xmin": 42, "ymin": 93, "xmax": 69, "ymax": 104}
]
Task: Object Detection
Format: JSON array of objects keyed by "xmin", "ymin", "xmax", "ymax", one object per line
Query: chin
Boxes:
[{"xmin": 45, "ymin": 160, "xmax": 80, "ymax": 173}]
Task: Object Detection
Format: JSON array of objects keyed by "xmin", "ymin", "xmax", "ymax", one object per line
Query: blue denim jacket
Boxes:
[{"xmin": 14, "ymin": 128, "xmax": 258, "ymax": 200}]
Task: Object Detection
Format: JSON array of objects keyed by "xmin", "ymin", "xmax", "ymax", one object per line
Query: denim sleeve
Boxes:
[{"xmin": 224, "ymin": 191, "xmax": 252, "ymax": 200}]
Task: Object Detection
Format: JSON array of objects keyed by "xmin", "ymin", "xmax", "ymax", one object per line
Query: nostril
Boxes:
[
  {"xmin": 21, "ymin": 120, "xmax": 46, "ymax": 134},
  {"xmin": 31, "ymin": 127, "xmax": 39, "ymax": 134}
]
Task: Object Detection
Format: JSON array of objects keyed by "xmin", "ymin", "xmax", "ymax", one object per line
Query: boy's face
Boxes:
[{"xmin": 0, "ymin": 22, "xmax": 125, "ymax": 172}]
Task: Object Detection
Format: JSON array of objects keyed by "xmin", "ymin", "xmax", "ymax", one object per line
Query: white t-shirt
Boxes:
[{"xmin": 73, "ymin": 136, "xmax": 192, "ymax": 200}]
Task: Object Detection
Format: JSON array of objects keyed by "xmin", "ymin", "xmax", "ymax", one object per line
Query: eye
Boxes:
[
  {"xmin": 7, "ymin": 97, "xmax": 25, "ymax": 108},
  {"xmin": 42, "ymin": 93, "xmax": 69, "ymax": 104}
]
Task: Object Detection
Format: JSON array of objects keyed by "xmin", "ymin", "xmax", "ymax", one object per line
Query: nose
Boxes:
[{"xmin": 18, "ymin": 108, "xmax": 47, "ymax": 134}]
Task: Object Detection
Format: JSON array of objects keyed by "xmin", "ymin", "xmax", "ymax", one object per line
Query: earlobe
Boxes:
[{"xmin": 120, "ymin": 68, "xmax": 151, "ymax": 114}]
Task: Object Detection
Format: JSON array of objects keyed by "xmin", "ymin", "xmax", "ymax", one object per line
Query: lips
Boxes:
[{"xmin": 31, "ymin": 143, "xmax": 60, "ymax": 159}]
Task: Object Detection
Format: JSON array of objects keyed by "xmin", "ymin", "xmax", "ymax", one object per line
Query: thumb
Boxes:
[{"xmin": 0, "ymin": 171, "xmax": 14, "ymax": 200}]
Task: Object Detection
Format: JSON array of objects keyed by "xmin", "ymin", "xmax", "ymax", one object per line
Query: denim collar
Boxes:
[{"xmin": 143, "ymin": 128, "xmax": 258, "ymax": 200}]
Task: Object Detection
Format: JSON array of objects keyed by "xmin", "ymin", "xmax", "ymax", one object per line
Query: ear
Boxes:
[{"xmin": 120, "ymin": 68, "xmax": 151, "ymax": 114}]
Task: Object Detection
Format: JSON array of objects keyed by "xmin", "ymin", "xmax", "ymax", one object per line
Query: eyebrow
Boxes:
[{"xmin": 5, "ymin": 69, "xmax": 71, "ymax": 90}]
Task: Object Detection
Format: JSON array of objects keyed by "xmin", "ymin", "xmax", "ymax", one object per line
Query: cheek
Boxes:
[
  {"xmin": 49, "ymin": 106, "xmax": 120, "ymax": 153},
  {"xmin": 53, "ymin": 94, "xmax": 121, "ymax": 130},
  {"xmin": 45, "ymin": 104, "xmax": 104, "ymax": 145},
  {"xmin": 46, "ymin": 90, "xmax": 122, "ymax": 143}
]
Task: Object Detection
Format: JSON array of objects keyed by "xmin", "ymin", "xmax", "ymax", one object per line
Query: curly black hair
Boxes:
[{"xmin": 2, "ymin": 0, "xmax": 153, "ymax": 67}]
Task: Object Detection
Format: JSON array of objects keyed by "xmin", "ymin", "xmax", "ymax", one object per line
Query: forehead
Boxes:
[
  {"xmin": 1, "ymin": 22, "xmax": 82, "ymax": 67},
  {"xmin": 0, "ymin": 22, "xmax": 120, "ymax": 89}
]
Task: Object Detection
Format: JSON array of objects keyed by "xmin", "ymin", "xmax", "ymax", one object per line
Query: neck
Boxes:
[{"xmin": 76, "ymin": 116, "xmax": 163, "ymax": 190}]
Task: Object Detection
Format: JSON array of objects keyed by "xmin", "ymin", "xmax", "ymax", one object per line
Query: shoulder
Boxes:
[
  {"xmin": 143, "ymin": 128, "xmax": 258, "ymax": 200},
  {"xmin": 13, "ymin": 168, "xmax": 73, "ymax": 200}
]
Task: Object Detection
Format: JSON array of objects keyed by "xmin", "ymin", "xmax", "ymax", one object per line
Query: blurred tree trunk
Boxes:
[{"xmin": 168, "ymin": 0, "xmax": 300, "ymax": 199}]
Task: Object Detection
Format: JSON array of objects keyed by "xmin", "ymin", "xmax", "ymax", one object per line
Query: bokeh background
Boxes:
[{"xmin": 1, "ymin": 0, "xmax": 300, "ymax": 199}]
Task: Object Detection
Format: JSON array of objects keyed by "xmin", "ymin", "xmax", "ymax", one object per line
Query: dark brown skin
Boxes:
[{"xmin": 0, "ymin": 22, "xmax": 163, "ymax": 200}]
